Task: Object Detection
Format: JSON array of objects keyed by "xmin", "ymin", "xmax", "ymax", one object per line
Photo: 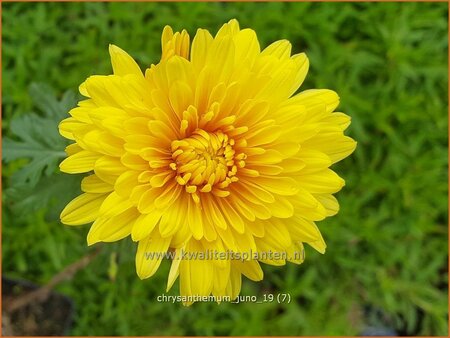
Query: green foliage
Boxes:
[
  {"xmin": 2, "ymin": 84, "xmax": 75, "ymax": 186},
  {"xmin": 2, "ymin": 83, "xmax": 81, "ymax": 218},
  {"xmin": 2, "ymin": 1, "xmax": 448, "ymax": 336}
]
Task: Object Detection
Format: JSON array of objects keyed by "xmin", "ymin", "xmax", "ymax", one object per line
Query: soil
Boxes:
[{"xmin": 2, "ymin": 278, "xmax": 73, "ymax": 336}]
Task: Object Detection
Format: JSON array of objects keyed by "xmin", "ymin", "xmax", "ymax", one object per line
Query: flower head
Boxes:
[{"xmin": 59, "ymin": 19, "xmax": 356, "ymax": 303}]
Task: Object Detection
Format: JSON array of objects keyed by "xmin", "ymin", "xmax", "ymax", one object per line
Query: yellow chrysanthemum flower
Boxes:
[{"xmin": 59, "ymin": 19, "xmax": 356, "ymax": 303}]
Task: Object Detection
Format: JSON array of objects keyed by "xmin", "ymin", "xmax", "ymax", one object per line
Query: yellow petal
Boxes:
[
  {"xmin": 203, "ymin": 195, "xmax": 227, "ymax": 230},
  {"xmin": 149, "ymin": 171, "xmax": 174, "ymax": 188},
  {"xmin": 286, "ymin": 242, "xmax": 305, "ymax": 264},
  {"xmin": 217, "ymin": 198, "xmax": 245, "ymax": 234},
  {"xmin": 159, "ymin": 204, "xmax": 182, "ymax": 238},
  {"xmin": 124, "ymin": 135, "xmax": 164, "ymax": 154},
  {"xmin": 233, "ymin": 28, "xmax": 260, "ymax": 67},
  {"xmin": 216, "ymin": 226, "xmax": 237, "ymax": 252},
  {"xmin": 83, "ymin": 130, "xmax": 125, "ymax": 157},
  {"xmin": 215, "ymin": 19, "xmax": 240, "ymax": 39},
  {"xmin": 79, "ymin": 82, "xmax": 90, "ymax": 97},
  {"xmin": 262, "ymin": 219, "xmax": 292, "ymax": 249},
  {"xmin": 325, "ymin": 112, "xmax": 351, "ymax": 130},
  {"xmin": 64, "ymin": 143, "xmax": 83, "ymax": 156},
  {"xmin": 99, "ymin": 191, "xmax": 133, "ymax": 217},
  {"xmin": 60, "ymin": 150, "xmax": 100, "ymax": 174},
  {"xmin": 94, "ymin": 155, "xmax": 126, "ymax": 176},
  {"xmin": 81, "ymin": 175, "xmax": 114, "ymax": 193},
  {"xmin": 297, "ymin": 169, "xmax": 345, "ymax": 194},
  {"xmin": 191, "ymin": 28, "xmax": 214, "ymax": 71},
  {"xmin": 270, "ymin": 196, "xmax": 294, "ymax": 218},
  {"xmin": 88, "ymin": 107, "xmax": 130, "ymax": 137},
  {"xmin": 233, "ymin": 228, "xmax": 257, "ymax": 255},
  {"xmin": 84, "ymin": 75, "xmax": 118, "ymax": 107},
  {"xmin": 60, "ymin": 193, "xmax": 107, "ymax": 225},
  {"xmin": 121, "ymin": 152, "xmax": 150, "ymax": 171},
  {"xmin": 136, "ymin": 232, "xmax": 171, "ymax": 279},
  {"xmin": 251, "ymin": 176, "xmax": 299, "ymax": 196},
  {"xmin": 171, "ymin": 217, "xmax": 191, "ymax": 248},
  {"xmin": 256, "ymin": 53, "xmax": 309, "ymax": 103},
  {"xmin": 137, "ymin": 187, "xmax": 161, "ymax": 214},
  {"xmin": 212, "ymin": 260, "xmax": 230, "ymax": 297},
  {"xmin": 114, "ymin": 170, "xmax": 140, "ymax": 197},
  {"xmin": 303, "ymin": 133, "xmax": 357, "ymax": 164},
  {"xmin": 289, "ymin": 216, "xmax": 322, "ymax": 242},
  {"xmin": 228, "ymin": 194, "xmax": 256, "ymax": 222},
  {"xmin": 161, "ymin": 26, "xmax": 190, "ymax": 60},
  {"xmin": 70, "ymin": 103, "xmax": 92, "ymax": 126},
  {"xmin": 109, "ymin": 44, "xmax": 143, "ymax": 77},
  {"xmin": 87, "ymin": 208, "xmax": 137, "ymax": 245},
  {"xmin": 93, "ymin": 157, "xmax": 125, "ymax": 185},
  {"xmin": 291, "ymin": 188, "xmax": 327, "ymax": 221},
  {"xmin": 206, "ymin": 36, "xmax": 235, "ymax": 84},
  {"xmin": 225, "ymin": 266, "xmax": 242, "ymax": 300},
  {"xmin": 161, "ymin": 25, "xmax": 174, "ymax": 49},
  {"xmin": 59, "ymin": 117, "xmax": 85, "ymax": 140},
  {"xmin": 235, "ymin": 100, "xmax": 269, "ymax": 127},
  {"xmin": 261, "ymin": 39, "xmax": 292, "ymax": 60},
  {"xmin": 235, "ymin": 260, "xmax": 263, "ymax": 281},
  {"xmin": 131, "ymin": 209, "xmax": 163, "ymax": 241},
  {"xmin": 166, "ymin": 248, "xmax": 182, "ymax": 292},
  {"xmin": 180, "ymin": 241, "xmax": 213, "ymax": 297},
  {"xmin": 235, "ymin": 179, "xmax": 275, "ymax": 204},
  {"xmin": 245, "ymin": 124, "xmax": 282, "ymax": 147},
  {"xmin": 247, "ymin": 219, "xmax": 265, "ymax": 237},
  {"xmin": 307, "ymin": 232, "xmax": 327, "ymax": 254},
  {"xmin": 248, "ymin": 164, "xmax": 283, "ymax": 176},
  {"xmin": 169, "ymin": 81, "xmax": 194, "ymax": 116},
  {"xmin": 287, "ymin": 89, "xmax": 340, "ymax": 116},
  {"xmin": 188, "ymin": 198, "xmax": 203, "ymax": 240},
  {"xmin": 295, "ymin": 149, "xmax": 332, "ymax": 174},
  {"xmin": 254, "ymin": 239, "xmax": 286, "ymax": 266},
  {"xmin": 316, "ymin": 194, "xmax": 340, "ymax": 216},
  {"xmin": 154, "ymin": 182, "xmax": 182, "ymax": 210}
]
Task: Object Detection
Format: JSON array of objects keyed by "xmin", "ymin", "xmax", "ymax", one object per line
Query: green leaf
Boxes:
[
  {"xmin": 28, "ymin": 83, "xmax": 78, "ymax": 120},
  {"xmin": 28, "ymin": 83, "xmax": 62, "ymax": 119},
  {"xmin": 2, "ymin": 83, "xmax": 77, "ymax": 187},
  {"xmin": 5, "ymin": 172, "xmax": 82, "ymax": 220}
]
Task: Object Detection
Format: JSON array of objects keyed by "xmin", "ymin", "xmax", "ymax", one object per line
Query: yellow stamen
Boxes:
[{"xmin": 170, "ymin": 129, "xmax": 245, "ymax": 195}]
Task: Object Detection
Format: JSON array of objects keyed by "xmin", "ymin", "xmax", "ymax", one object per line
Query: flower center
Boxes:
[{"xmin": 170, "ymin": 130, "xmax": 243, "ymax": 202}]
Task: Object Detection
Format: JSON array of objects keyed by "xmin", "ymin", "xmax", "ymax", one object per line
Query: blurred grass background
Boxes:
[{"xmin": 2, "ymin": 1, "xmax": 448, "ymax": 336}]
